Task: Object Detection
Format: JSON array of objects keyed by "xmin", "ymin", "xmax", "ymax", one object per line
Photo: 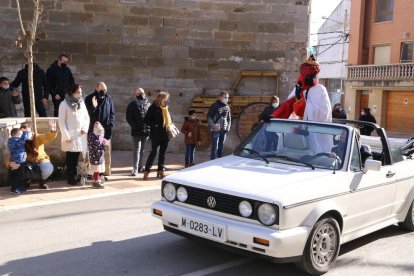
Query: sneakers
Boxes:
[
  {"xmin": 138, "ymin": 166, "xmax": 144, "ymax": 173},
  {"xmin": 131, "ymin": 169, "xmax": 138, "ymax": 176},
  {"xmin": 10, "ymin": 188, "xmax": 24, "ymax": 194},
  {"xmin": 92, "ymin": 181, "xmax": 104, "ymax": 189}
]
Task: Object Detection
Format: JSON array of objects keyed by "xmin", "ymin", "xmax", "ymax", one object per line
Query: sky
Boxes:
[{"xmin": 310, "ymin": 0, "xmax": 342, "ymax": 45}]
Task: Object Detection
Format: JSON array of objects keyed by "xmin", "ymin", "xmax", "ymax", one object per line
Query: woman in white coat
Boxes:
[{"xmin": 58, "ymin": 84, "xmax": 90, "ymax": 185}]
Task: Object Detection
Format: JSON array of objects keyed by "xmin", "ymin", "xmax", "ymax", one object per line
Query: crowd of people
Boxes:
[{"xmin": 2, "ymin": 52, "xmax": 378, "ymax": 195}]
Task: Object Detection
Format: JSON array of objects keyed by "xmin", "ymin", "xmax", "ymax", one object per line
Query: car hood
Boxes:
[{"xmin": 164, "ymin": 155, "xmax": 343, "ymax": 206}]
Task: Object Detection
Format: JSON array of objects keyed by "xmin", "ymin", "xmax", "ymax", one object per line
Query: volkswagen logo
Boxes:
[{"xmin": 206, "ymin": 196, "xmax": 216, "ymax": 208}]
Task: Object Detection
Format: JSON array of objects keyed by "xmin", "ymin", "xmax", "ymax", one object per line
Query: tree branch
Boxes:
[{"xmin": 16, "ymin": 0, "xmax": 27, "ymax": 37}]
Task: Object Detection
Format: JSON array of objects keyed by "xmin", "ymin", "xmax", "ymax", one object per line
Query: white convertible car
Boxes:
[{"xmin": 152, "ymin": 119, "xmax": 414, "ymax": 275}]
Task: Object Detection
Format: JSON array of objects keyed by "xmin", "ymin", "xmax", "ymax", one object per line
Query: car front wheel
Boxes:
[
  {"xmin": 398, "ymin": 200, "xmax": 414, "ymax": 231},
  {"xmin": 296, "ymin": 218, "xmax": 341, "ymax": 275}
]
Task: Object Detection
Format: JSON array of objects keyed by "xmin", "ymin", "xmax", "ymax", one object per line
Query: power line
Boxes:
[
  {"xmin": 310, "ymin": 31, "xmax": 349, "ymax": 35},
  {"xmin": 317, "ymin": 36, "xmax": 346, "ymax": 56}
]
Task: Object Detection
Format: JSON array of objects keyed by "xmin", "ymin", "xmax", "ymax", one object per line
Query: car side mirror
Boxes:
[{"xmin": 364, "ymin": 159, "xmax": 382, "ymax": 172}]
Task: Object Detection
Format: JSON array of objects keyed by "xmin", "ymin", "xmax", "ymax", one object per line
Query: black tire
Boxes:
[
  {"xmin": 295, "ymin": 218, "xmax": 341, "ymax": 275},
  {"xmin": 398, "ymin": 200, "xmax": 414, "ymax": 231}
]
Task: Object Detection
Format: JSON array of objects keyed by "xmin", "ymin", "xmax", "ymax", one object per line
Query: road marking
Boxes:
[
  {"xmin": 182, "ymin": 258, "xmax": 251, "ymax": 276},
  {"xmin": 0, "ymin": 186, "xmax": 160, "ymax": 212}
]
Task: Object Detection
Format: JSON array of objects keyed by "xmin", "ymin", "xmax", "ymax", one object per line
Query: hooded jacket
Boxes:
[
  {"xmin": 46, "ymin": 60, "xmax": 74, "ymax": 98},
  {"xmin": 126, "ymin": 96, "xmax": 150, "ymax": 137},
  {"xmin": 181, "ymin": 117, "xmax": 201, "ymax": 145}
]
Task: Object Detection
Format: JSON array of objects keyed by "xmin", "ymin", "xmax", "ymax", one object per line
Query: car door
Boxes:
[
  {"xmin": 390, "ymin": 149, "xmax": 414, "ymax": 214},
  {"xmin": 345, "ymin": 136, "xmax": 397, "ymax": 233}
]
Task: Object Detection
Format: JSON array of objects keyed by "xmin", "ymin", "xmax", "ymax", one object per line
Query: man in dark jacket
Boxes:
[
  {"xmin": 259, "ymin": 95, "xmax": 279, "ymax": 151},
  {"xmin": 46, "ymin": 54, "xmax": 75, "ymax": 116},
  {"xmin": 359, "ymin": 107, "xmax": 377, "ymax": 136},
  {"xmin": 85, "ymin": 82, "xmax": 115, "ymax": 176},
  {"xmin": 11, "ymin": 62, "xmax": 48, "ymax": 117},
  {"xmin": 126, "ymin": 87, "xmax": 150, "ymax": 176},
  {"xmin": 207, "ymin": 91, "xmax": 231, "ymax": 160},
  {"xmin": 0, "ymin": 76, "xmax": 21, "ymax": 118}
]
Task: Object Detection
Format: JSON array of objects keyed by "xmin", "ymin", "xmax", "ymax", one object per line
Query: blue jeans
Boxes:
[
  {"xmin": 185, "ymin": 144, "xmax": 196, "ymax": 165},
  {"xmin": 210, "ymin": 130, "xmax": 227, "ymax": 160},
  {"xmin": 39, "ymin": 161, "xmax": 54, "ymax": 180}
]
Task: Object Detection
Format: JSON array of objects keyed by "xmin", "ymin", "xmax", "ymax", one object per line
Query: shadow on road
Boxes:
[{"xmin": 0, "ymin": 225, "xmax": 412, "ymax": 275}]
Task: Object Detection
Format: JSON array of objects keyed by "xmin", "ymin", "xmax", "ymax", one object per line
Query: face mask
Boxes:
[
  {"xmin": 137, "ymin": 95, "xmax": 144, "ymax": 100},
  {"xmin": 99, "ymin": 90, "xmax": 107, "ymax": 94},
  {"xmin": 361, "ymin": 112, "xmax": 365, "ymax": 116},
  {"xmin": 221, "ymin": 98, "xmax": 229, "ymax": 104},
  {"xmin": 338, "ymin": 107, "xmax": 343, "ymax": 112},
  {"xmin": 73, "ymin": 94, "xmax": 82, "ymax": 100},
  {"xmin": 272, "ymin": 103, "xmax": 279, "ymax": 108},
  {"xmin": 26, "ymin": 131, "xmax": 33, "ymax": 140},
  {"xmin": 164, "ymin": 99, "xmax": 170, "ymax": 106},
  {"xmin": 1, "ymin": 84, "xmax": 9, "ymax": 90},
  {"xmin": 60, "ymin": 63, "xmax": 67, "ymax": 68},
  {"xmin": 190, "ymin": 115, "xmax": 196, "ymax": 120}
]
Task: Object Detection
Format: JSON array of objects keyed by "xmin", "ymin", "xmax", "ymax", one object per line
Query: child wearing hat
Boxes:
[
  {"xmin": 181, "ymin": 109, "xmax": 201, "ymax": 168},
  {"xmin": 88, "ymin": 121, "xmax": 109, "ymax": 188}
]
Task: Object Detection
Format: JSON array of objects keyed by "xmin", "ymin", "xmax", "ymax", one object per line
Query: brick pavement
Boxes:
[{"xmin": 0, "ymin": 151, "xmax": 210, "ymax": 210}]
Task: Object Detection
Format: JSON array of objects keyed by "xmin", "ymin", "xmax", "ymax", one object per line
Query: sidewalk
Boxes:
[{"xmin": 0, "ymin": 151, "xmax": 210, "ymax": 211}]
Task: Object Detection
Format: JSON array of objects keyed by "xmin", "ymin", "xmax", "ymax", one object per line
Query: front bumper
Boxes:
[{"xmin": 152, "ymin": 200, "xmax": 311, "ymax": 262}]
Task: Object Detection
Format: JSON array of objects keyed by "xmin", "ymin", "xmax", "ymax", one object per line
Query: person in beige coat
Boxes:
[{"xmin": 58, "ymin": 84, "xmax": 90, "ymax": 185}]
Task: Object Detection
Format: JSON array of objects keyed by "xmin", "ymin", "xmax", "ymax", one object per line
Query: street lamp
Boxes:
[{"xmin": 322, "ymin": 16, "xmax": 343, "ymax": 25}]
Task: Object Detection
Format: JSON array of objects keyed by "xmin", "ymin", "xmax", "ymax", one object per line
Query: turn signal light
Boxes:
[
  {"xmin": 153, "ymin": 209, "xmax": 163, "ymax": 217},
  {"xmin": 253, "ymin": 237, "xmax": 269, "ymax": 247}
]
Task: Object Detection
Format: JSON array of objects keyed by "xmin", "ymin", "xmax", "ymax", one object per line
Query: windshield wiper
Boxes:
[
  {"xmin": 240, "ymin": 148, "xmax": 269, "ymax": 164},
  {"xmin": 267, "ymin": 154, "xmax": 315, "ymax": 170}
]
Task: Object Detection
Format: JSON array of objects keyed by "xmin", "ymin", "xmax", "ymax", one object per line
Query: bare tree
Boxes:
[{"xmin": 16, "ymin": 0, "xmax": 42, "ymax": 133}]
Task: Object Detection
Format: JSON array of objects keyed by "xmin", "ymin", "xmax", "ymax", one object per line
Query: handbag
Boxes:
[
  {"xmin": 24, "ymin": 163, "xmax": 42, "ymax": 181},
  {"xmin": 166, "ymin": 124, "xmax": 180, "ymax": 139}
]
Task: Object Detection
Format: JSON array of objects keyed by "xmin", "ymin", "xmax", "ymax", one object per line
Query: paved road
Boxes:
[{"xmin": 0, "ymin": 190, "xmax": 413, "ymax": 276}]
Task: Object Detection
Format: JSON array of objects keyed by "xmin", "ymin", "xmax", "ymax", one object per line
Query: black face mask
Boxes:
[
  {"xmin": 137, "ymin": 95, "xmax": 144, "ymax": 100},
  {"xmin": 304, "ymin": 75, "xmax": 316, "ymax": 86},
  {"xmin": 99, "ymin": 90, "xmax": 106, "ymax": 95},
  {"xmin": 60, "ymin": 63, "xmax": 67, "ymax": 68}
]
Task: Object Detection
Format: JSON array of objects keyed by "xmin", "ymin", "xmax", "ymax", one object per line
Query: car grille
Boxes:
[{"xmin": 184, "ymin": 185, "xmax": 251, "ymax": 217}]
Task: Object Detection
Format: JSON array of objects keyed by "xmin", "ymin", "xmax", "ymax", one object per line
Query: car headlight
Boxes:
[
  {"xmin": 257, "ymin": 203, "xmax": 277, "ymax": 225},
  {"xmin": 163, "ymin": 183, "xmax": 176, "ymax": 202},
  {"xmin": 176, "ymin": 186, "xmax": 188, "ymax": 202},
  {"xmin": 239, "ymin": 200, "xmax": 253, "ymax": 217}
]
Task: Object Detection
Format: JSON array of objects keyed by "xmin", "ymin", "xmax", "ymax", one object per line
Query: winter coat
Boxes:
[
  {"xmin": 181, "ymin": 117, "xmax": 201, "ymax": 145},
  {"xmin": 126, "ymin": 97, "xmax": 150, "ymax": 137},
  {"xmin": 0, "ymin": 87, "xmax": 21, "ymax": 118},
  {"xmin": 26, "ymin": 131, "xmax": 57, "ymax": 163},
  {"xmin": 259, "ymin": 105, "xmax": 278, "ymax": 121},
  {"xmin": 58, "ymin": 100, "xmax": 90, "ymax": 152},
  {"xmin": 11, "ymin": 64, "xmax": 49, "ymax": 102},
  {"xmin": 87, "ymin": 132, "xmax": 106, "ymax": 165},
  {"xmin": 359, "ymin": 114, "xmax": 377, "ymax": 136},
  {"xmin": 207, "ymin": 100, "xmax": 231, "ymax": 132},
  {"xmin": 8, "ymin": 131, "xmax": 29, "ymax": 164},
  {"xmin": 332, "ymin": 109, "xmax": 347, "ymax": 119},
  {"xmin": 145, "ymin": 103, "xmax": 169, "ymax": 142},
  {"xmin": 46, "ymin": 60, "xmax": 75, "ymax": 98},
  {"xmin": 84, "ymin": 91, "xmax": 115, "ymax": 140}
]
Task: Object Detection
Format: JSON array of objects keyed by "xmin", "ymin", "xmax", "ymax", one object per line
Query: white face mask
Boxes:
[
  {"xmin": 93, "ymin": 125, "xmax": 104, "ymax": 137},
  {"xmin": 73, "ymin": 93, "xmax": 82, "ymax": 100},
  {"xmin": 272, "ymin": 103, "xmax": 279, "ymax": 108},
  {"xmin": 1, "ymin": 84, "xmax": 9, "ymax": 90},
  {"xmin": 221, "ymin": 98, "xmax": 229, "ymax": 104}
]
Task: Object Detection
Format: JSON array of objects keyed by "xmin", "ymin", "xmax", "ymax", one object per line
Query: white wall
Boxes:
[{"xmin": 317, "ymin": 0, "xmax": 351, "ymax": 81}]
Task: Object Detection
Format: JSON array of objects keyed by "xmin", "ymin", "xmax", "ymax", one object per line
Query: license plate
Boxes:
[{"xmin": 180, "ymin": 216, "xmax": 226, "ymax": 242}]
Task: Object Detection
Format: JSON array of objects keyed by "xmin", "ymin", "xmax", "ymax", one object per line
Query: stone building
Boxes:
[{"xmin": 0, "ymin": 0, "xmax": 310, "ymax": 152}]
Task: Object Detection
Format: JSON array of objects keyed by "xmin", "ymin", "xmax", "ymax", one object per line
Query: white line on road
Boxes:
[
  {"xmin": 0, "ymin": 186, "xmax": 160, "ymax": 212},
  {"xmin": 182, "ymin": 258, "xmax": 251, "ymax": 276}
]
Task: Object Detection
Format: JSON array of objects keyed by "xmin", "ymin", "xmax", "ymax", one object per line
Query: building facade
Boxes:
[
  {"xmin": 0, "ymin": 0, "xmax": 310, "ymax": 151},
  {"xmin": 346, "ymin": 0, "xmax": 414, "ymax": 135},
  {"xmin": 316, "ymin": 0, "xmax": 350, "ymax": 107}
]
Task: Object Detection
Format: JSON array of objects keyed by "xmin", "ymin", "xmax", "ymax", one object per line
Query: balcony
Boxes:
[{"xmin": 347, "ymin": 63, "xmax": 414, "ymax": 80}]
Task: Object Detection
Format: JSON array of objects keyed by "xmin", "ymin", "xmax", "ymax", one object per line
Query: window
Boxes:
[
  {"xmin": 375, "ymin": 0, "xmax": 394, "ymax": 22},
  {"xmin": 350, "ymin": 138, "xmax": 362, "ymax": 172},
  {"xmin": 400, "ymin": 42, "xmax": 413, "ymax": 63}
]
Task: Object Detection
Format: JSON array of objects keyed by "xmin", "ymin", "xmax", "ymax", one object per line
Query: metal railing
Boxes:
[{"xmin": 347, "ymin": 63, "xmax": 414, "ymax": 80}]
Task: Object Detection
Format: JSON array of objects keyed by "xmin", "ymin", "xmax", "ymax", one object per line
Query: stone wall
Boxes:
[{"xmin": 0, "ymin": 0, "xmax": 310, "ymax": 152}]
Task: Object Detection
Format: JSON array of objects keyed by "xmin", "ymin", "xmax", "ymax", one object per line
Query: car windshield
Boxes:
[{"xmin": 234, "ymin": 120, "xmax": 349, "ymax": 170}]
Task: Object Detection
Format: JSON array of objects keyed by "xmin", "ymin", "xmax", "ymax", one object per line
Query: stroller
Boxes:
[{"xmin": 77, "ymin": 151, "xmax": 105, "ymax": 186}]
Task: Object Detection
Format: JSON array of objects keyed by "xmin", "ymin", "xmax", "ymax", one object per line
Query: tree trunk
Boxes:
[{"xmin": 27, "ymin": 46, "xmax": 37, "ymax": 133}]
